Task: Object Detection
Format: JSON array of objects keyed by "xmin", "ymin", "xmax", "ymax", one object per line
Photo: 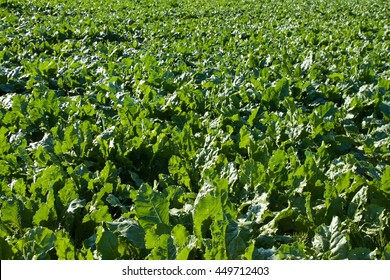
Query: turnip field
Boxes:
[{"xmin": 1, "ymin": 0, "xmax": 390, "ymax": 260}]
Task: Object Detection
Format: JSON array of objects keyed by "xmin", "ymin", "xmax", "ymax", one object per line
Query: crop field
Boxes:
[{"xmin": 0, "ymin": 0, "xmax": 390, "ymax": 260}]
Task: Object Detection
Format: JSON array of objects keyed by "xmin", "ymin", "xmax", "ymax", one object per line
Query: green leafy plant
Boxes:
[{"xmin": 1, "ymin": 0, "xmax": 390, "ymax": 260}]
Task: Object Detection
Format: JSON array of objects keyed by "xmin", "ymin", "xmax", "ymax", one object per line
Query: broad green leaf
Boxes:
[
  {"xmin": 22, "ymin": 227, "xmax": 56, "ymax": 260},
  {"xmin": 146, "ymin": 233, "xmax": 176, "ymax": 260},
  {"xmin": 107, "ymin": 218, "xmax": 145, "ymax": 249},
  {"xmin": 30, "ymin": 165, "xmax": 64, "ymax": 200},
  {"xmin": 33, "ymin": 203, "xmax": 50, "ymax": 226},
  {"xmin": 96, "ymin": 228, "xmax": 120, "ymax": 260},
  {"xmin": 312, "ymin": 216, "xmax": 350, "ymax": 259},
  {"xmin": 226, "ymin": 218, "xmax": 251, "ymax": 259},
  {"xmin": 238, "ymin": 158, "xmax": 266, "ymax": 191},
  {"xmin": 99, "ymin": 161, "xmax": 118, "ymax": 184},
  {"xmin": 204, "ymin": 219, "xmax": 229, "ymax": 260},
  {"xmin": 168, "ymin": 155, "xmax": 191, "ymax": 190},
  {"xmin": 380, "ymin": 166, "xmax": 390, "ymax": 194},
  {"xmin": 0, "ymin": 198, "xmax": 22, "ymax": 230},
  {"xmin": 380, "ymin": 99, "xmax": 390, "ymax": 119},
  {"xmin": 55, "ymin": 231, "xmax": 75, "ymax": 260},
  {"xmin": 95, "ymin": 183, "xmax": 113, "ymax": 204},
  {"xmin": 275, "ymin": 78, "xmax": 289, "ymax": 99},
  {"xmin": 193, "ymin": 179, "xmax": 225, "ymax": 238},
  {"xmin": 88, "ymin": 206, "xmax": 112, "ymax": 223},
  {"xmin": 171, "ymin": 224, "xmax": 189, "ymax": 249},
  {"xmin": 347, "ymin": 186, "xmax": 368, "ymax": 222},
  {"xmin": 0, "ymin": 127, "xmax": 10, "ymax": 155},
  {"xmin": 135, "ymin": 183, "xmax": 170, "ymax": 234},
  {"xmin": 171, "ymin": 224, "xmax": 196, "ymax": 260},
  {"xmin": 268, "ymin": 149, "xmax": 287, "ymax": 175},
  {"xmin": 239, "ymin": 125, "xmax": 251, "ymax": 149},
  {"xmin": 247, "ymin": 107, "xmax": 259, "ymax": 127}
]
